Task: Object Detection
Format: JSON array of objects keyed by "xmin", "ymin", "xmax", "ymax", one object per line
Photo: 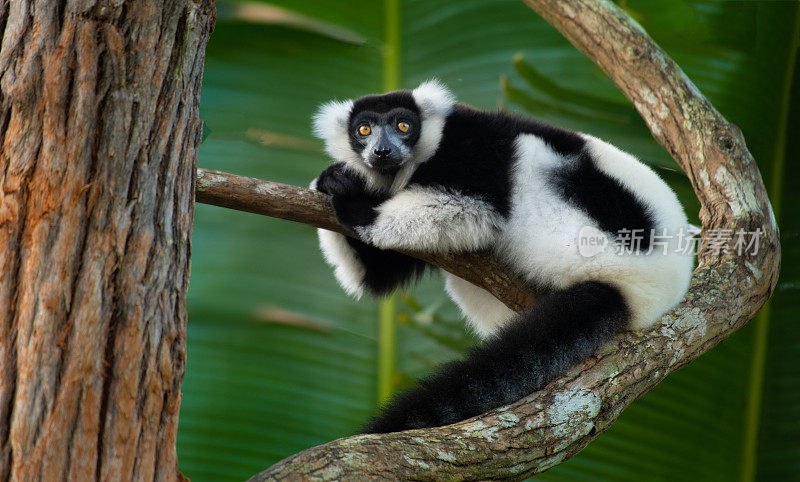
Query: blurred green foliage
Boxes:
[{"xmin": 178, "ymin": 1, "xmax": 800, "ymax": 480}]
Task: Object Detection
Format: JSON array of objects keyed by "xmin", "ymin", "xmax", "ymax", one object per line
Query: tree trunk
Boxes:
[{"xmin": 0, "ymin": 1, "xmax": 214, "ymax": 480}]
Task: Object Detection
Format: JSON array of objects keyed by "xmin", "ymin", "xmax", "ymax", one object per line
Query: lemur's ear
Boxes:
[
  {"xmin": 409, "ymin": 80, "xmax": 454, "ymax": 165},
  {"xmin": 312, "ymin": 99, "xmax": 354, "ymax": 140},
  {"xmin": 312, "ymin": 99, "xmax": 355, "ymax": 161},
  {"xmin": 412, "ymin": 80, "xmax": 455, "ymax": 119}
]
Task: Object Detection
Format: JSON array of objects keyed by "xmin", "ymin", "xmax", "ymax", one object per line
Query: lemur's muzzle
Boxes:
[{"xmin": 368, "ymin": 132, "xmax": 404, "ymax": 170}]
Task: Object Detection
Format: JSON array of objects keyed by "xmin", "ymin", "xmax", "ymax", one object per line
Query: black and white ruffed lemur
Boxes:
[{"xmin": 309, "ymin": 81, "xmax": 693, "ymax": 434}]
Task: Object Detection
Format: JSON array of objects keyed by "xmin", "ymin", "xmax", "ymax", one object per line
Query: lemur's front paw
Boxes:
[
  {"xmin": 331, "ymin": 195, "xmax": 382, "ymax": 231},
  {"xmin": 315, "ymin": 163, "xmax": 365, "ymax": 197}
]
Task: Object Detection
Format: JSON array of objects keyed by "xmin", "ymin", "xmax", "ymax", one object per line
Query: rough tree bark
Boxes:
[
  {"xmin": 194, "ymin": 1, "xmax": 780, "ymax": 480},
  {"xmin": 0, "ymin": 1, "xmax": 214, "ymax": 480}
]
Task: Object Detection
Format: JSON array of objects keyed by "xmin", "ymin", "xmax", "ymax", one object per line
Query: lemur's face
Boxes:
[
  {"xmin": 313, "ymin": 81, "xmax": 455, "ymax": 183},
  {"xmin": 347, "ymin": 92, "xmax": 422, "ymax": 173}
]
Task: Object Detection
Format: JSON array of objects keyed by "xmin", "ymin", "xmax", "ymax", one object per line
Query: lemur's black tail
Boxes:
[{"xmin": 362, "ymin": 280, "xmax": 630, "ymax": 434}]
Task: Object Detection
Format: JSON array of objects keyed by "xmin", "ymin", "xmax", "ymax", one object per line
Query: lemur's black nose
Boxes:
[{"xmin": 373, "ymin": 147, "xmax": 391, "ymax": 158}]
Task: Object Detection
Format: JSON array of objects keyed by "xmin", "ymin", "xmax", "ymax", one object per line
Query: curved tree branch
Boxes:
[{"xmin": 196, "ymin": 0, "xmax": 780, "ymax": 479}]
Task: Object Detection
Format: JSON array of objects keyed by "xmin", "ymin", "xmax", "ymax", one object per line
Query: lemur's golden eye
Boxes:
[
  {"xmin": 397, "ymin": 121, "xmax": 411, "ymax": 133},
  {"xmin": 358, "ymin": 124, "xmax": 371, "ymax": 136}
]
